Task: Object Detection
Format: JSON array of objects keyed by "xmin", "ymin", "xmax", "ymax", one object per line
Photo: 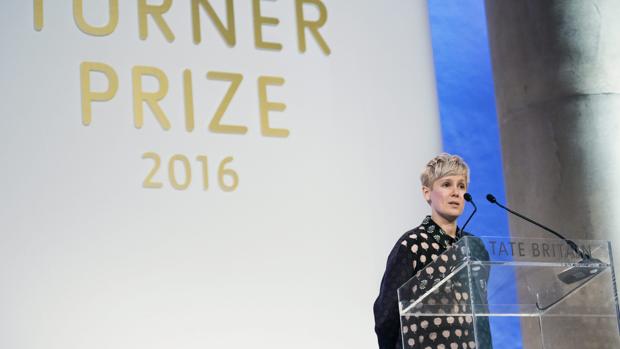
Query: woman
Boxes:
[{"xmin": 373, "ymin": 153, "xmax": 489, "ymax": 349}]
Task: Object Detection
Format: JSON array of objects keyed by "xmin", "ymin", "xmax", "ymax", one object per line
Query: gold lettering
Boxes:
[
  {"xmin": 183, "ymin": 69, "xmax": 195, "ymax": 132},
  {"xmin": 73, "ymin": 0, "xmax": 119, "ymax": 36},
  {"xmin": 191, "ymin": 0, "xmax": 236, "ymax": 46},
  {"xmin": 80, "ymin": 61, "xmax": 118, "ymax": 126},
  {"xmin": 206, "ymin": 71, "xmax": 247, "ymax": 134},
  {"xmin": 34, "ymin": 0, "xmax": 43, "ymax": 31},
  {"xmin": 132, "ymin": 66, "xmax": 171, "ymax": 130},
  {"xmin": 252, "ymin": 0, "xmax": 282, "ymax": 51},
  {"xmin": 138, "ymin": 0, "xmax": 175, "ymax": 42},
  {"xmin": 258, "ymin": 76, "xmax": 288, "ymax": 137},
  {"xmin": 169, "ymin": 154, "xmax": 192, "ymax": 190},
  {"xmin": 142, "ymin": 152, "xmax": 163, "ymax": 188},
  {"xmin": 295, "ymin": 0, "xmax": 330, "ymax": 55},
  {"xmin": 218, "ymin": 156, "xmax": 238, "ymax": 192},
  {"xmin": 196, "ymin": 155, "xmax": 209, "ymax": 190}
]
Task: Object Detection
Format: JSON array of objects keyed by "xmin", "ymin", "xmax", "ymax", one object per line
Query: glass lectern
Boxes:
[{"xmin": 398, "ymin": 236, "xmax": 620, "ymax": 349}]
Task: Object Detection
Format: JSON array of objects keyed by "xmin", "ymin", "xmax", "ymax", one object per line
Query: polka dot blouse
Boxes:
[{"xmin": 373, "ymin": 216, "xmax": 492, "ymax": 349}]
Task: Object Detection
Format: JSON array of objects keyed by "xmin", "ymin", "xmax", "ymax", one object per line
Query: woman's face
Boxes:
[{"xmin": 423, "ymin": 175, "xmax": 467, "ymax": 222}]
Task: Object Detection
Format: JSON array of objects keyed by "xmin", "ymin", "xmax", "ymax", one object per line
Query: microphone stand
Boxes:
[
  {"xmin": 485, "ymin": 193, "xmax": 603, "ymax": 287},
  {"xmin": 486, "ymin": 194, "xmax": 587, "ymax": 259},
  {"xmin": 460, "ymin": 193, "xmax": 477, "ymax": 234}
]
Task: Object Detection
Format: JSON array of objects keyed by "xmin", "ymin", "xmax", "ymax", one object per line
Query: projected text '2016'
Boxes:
[{"xmin": 143, "ymin": 153, "xmax": 238, "ymax": 192}]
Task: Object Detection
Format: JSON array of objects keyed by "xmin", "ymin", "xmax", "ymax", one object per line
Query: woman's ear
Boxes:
[{"xmin": 422, "ymin": 186, "xmax": 431, "ymax": 204}]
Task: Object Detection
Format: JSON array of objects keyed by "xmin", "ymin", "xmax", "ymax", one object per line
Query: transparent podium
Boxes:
[{"xmin": 397, "ymin": 236, "xmax": 620, "ymax": 349}]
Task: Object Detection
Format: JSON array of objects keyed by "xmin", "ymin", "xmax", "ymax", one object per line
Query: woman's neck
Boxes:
[{"xmin": 431, "ymin": 213, "xmax": 458, "ymax": 237}]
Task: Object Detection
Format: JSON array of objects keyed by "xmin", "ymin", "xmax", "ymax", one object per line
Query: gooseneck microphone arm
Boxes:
[
  {"xmin": 460, "ymin": 193, "xmax": 477, "ymax": 234},
  {"xmin": 485, "ymin": 194, "xmax": 587, "ymax": 259}
]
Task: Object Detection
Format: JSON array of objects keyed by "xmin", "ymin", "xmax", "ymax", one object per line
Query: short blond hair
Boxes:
[{"xmin": 420, "ymin": 153, "xmax": 470, "ymax": 188}]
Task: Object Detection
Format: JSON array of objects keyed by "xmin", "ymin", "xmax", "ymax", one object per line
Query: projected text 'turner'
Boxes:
[{"xmin": 35, "ymin": 0, "xmax": 331, "ymax": 54}]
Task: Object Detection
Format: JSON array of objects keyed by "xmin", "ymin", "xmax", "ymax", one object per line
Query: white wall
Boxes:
[{"xmin": 0, "ymin": 1, "xmax": 441, "ymax": 348}]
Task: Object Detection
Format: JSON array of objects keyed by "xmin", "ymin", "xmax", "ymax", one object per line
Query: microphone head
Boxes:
[
  {"xmin": 464, "ymin": 193, "xmax": 472, "ymax": 202},
  {"xmin": 486, "ymin": 194, "xmax": 497, "ymax": 203}
]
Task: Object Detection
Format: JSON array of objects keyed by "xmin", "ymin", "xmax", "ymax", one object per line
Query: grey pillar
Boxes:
[{"xmin": 485, "ymin": 0, "xmax": 620, "ymax": 347}]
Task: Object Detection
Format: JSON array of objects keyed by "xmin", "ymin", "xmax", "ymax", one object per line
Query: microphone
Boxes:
[
  {"xmin": 460, "ymin": 193, "xmax": 477, "ymax": 234},
  {"xmin": 485, "ymin": 193, "xmax": 601, "ymax": 285}
]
